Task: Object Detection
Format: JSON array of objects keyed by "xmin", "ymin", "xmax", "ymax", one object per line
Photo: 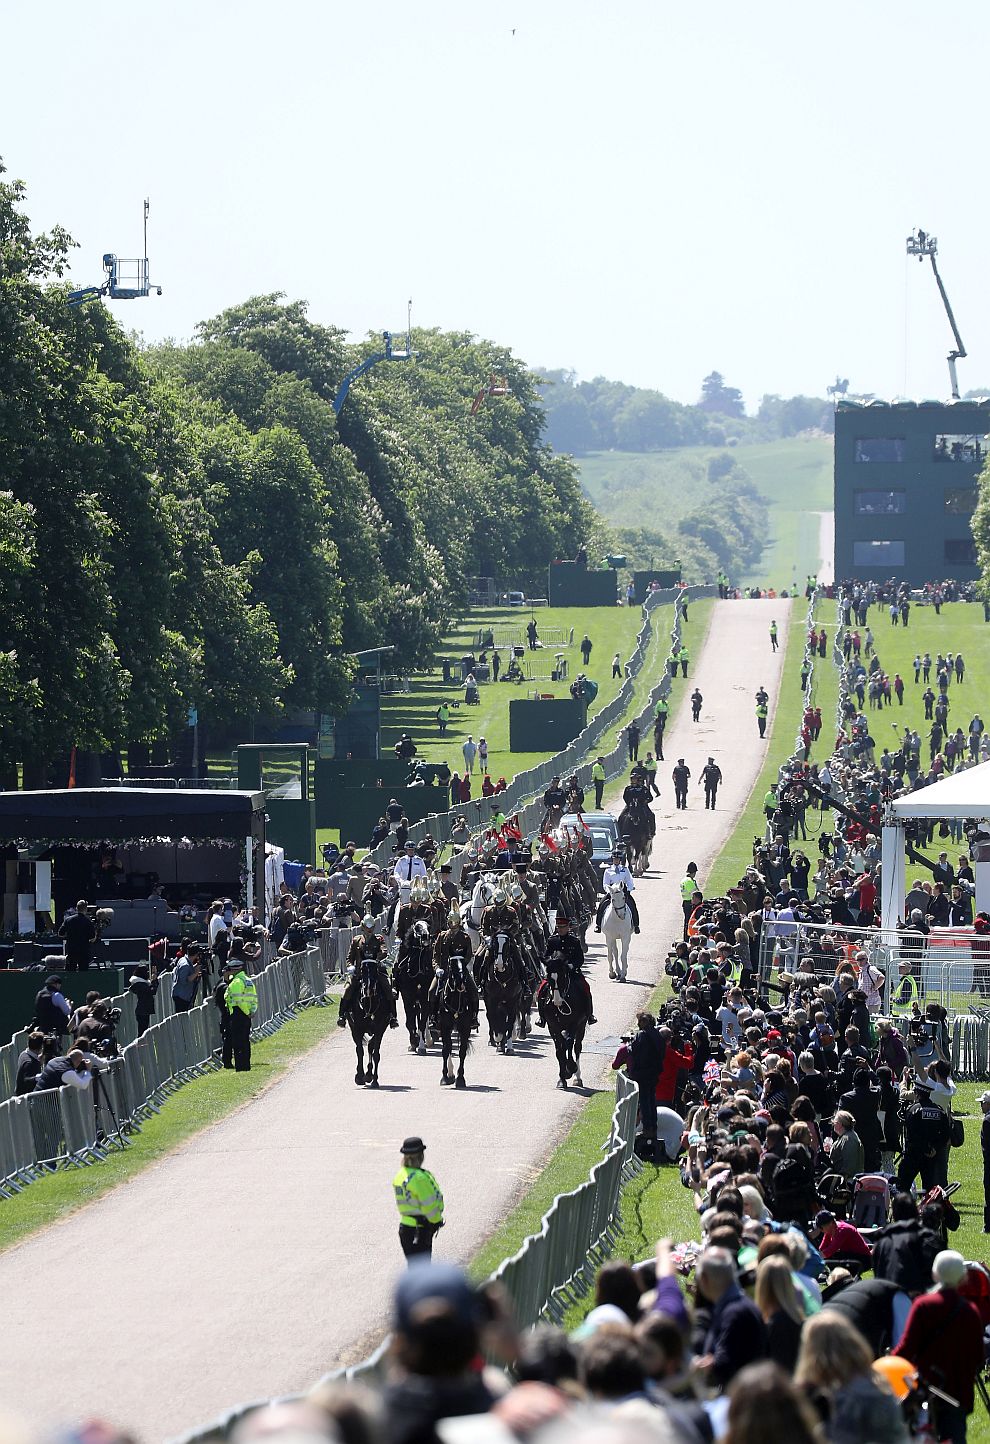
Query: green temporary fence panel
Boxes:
[
  {"xmin": 548, "ymin": 561, "xmax": 617, "ymax": 607},
  {"xmin": 508, "ymin": 698, "xmax": 587, "ymax": 753}
]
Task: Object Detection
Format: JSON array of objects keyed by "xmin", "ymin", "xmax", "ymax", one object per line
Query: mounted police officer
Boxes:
[{"xmin": 595, "ymin": 847, "xmax": 641, "ymax": 934}]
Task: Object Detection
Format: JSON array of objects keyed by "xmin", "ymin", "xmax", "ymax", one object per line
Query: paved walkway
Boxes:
[
  {"xmin": 817, "ymin": 509, "xmax": 835, "ymax": 584},
  {"xmin": 0, "ymin": 600, "xmax": 790, "ymax": 1443}
]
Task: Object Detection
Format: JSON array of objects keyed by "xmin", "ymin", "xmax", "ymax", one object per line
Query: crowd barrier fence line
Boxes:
[
  {"xmin": 168, "ymin": 1072, "xmax": 644, "ymax": 1444},
  {"xmin": 363, "ymin": 587, "xmax": 718, "ymax": 865},
  {"xmin": 0, "ymin": 947, "xmax": 327, "ymax": 1197}
]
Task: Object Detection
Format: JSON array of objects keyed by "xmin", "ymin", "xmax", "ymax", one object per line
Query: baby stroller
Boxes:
[{"xmin": 850, "ymin": 1173, "xmax": 892, "ymax": 1231}]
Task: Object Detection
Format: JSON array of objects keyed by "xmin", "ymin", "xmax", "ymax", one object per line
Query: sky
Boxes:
[{"xmin": 4, "ymin": 0, "xmax": 990, "ymax": 412}]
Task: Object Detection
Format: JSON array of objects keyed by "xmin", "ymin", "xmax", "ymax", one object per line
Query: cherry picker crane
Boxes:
[{"xmin": 906, "ymin": 228, "xmax": 967, "ymax": 400}]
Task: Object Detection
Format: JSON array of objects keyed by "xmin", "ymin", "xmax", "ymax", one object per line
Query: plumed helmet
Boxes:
[
  {"xmin": 411, "ymin": 920, "xmax": 430, "ymax": 944},
  {"xmin": 493, "ymin": 888, "xmax": 508, "ymax": 907}
]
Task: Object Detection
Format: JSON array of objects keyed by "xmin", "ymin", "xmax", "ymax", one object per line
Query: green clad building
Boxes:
[{"xmin": 833, "ymin": 398, "xmax": 989, "ymax": 583}]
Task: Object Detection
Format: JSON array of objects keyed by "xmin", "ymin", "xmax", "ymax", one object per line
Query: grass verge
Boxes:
[{"xmin": 0, "ymin": 998, "xmax": 338, "ymax": 1254}]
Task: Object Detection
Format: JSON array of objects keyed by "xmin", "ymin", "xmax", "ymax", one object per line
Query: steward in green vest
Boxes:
[
  {"xmin": 680, "ymin": 864, "xmax": 699, "ymax": 939},
  {"xmin": 763, "ymin": 786, "xmax": 777, "ymax": 820},
  {"xmin": 891, "ymin": 963, "xmax": 920, "ymax": 1016},
  {"xmin": 757, "ymin": 702, "xmax": 769, "ymax": 738},
  {"xmin": 224, "ymin": 959, "xmax": 258, "ymax": 1072},
  {"xmin": 393, "ymin": 1134, "xmax": 444, "ymax": 1263},
  {"xmin": 679, "ymin": 645, "xmax": 690, "ymax": 678}
]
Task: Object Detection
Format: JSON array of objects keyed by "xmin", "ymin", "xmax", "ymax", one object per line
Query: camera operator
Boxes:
[
  {"xmin": 908, "ymin": 1004, "xmax": 950, "ymax": 1073},
  {"xmin": 75, "ymin": 1000, "xmax": 122, "ymax": 1057},
  {"xmin": 32, "ymin": 1047, "xmax": 108, "ymax": 1093}
]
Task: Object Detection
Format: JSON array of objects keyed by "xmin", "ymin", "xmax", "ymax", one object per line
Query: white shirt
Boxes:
[
  {"xmin": 717, "ymin": 1005, "xmax": 742, "ymax": 1048},
  {"xmin": 208, "ymin": 914, "xmax": 228, "ymax": 946},
  {"xmin": 655, "ymin": 1107, "xmax": 685, "ymax": 1160},
  {"xmin": 602, "ymin": 865, "xmax": 635, "ymax": 892},
  {"xmin": 393, "ymin": 854, "xmax": 427, "ymax": 882}
]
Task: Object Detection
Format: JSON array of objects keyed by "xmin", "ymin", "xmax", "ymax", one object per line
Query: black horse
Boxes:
[
  {"xmin": 480, "ymin": 933, "xmax": 524, "ymax": 1055},
  {"xmin": 393, "ymin": 922, "xmax": 433, "ymax": 1055},
  {"xmin": 436, "ymin": 959, "xmax": 474, "ymax": 1088},
  {"xmin": 617, "ymin": 802, "xmax": 653, "ymax": 876},
  {"xmin": 540, "ymin": 960, "xmax": 591, "ymax": 1089},
  {"xmin": 339, "ymin": 955, "xmax": 393, "ymax": 1087}
]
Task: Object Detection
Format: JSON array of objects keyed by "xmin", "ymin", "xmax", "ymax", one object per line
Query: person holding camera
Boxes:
[
  {"xmin": 32, "ymin": 1047, "xmax": 107, "ymax": 1093},
  {"xmin": 75, "ymin": 1000, "xmax": 121, "ymax": 1058},
  {"xmin": 171, "ymin": 943, "xmax": 203, "ymax": 1014}
]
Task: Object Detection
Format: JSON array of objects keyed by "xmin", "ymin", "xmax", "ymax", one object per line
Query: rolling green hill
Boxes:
[{"xmin": 578, "ymin": 435, "xmax": 834, "ymax": 589}]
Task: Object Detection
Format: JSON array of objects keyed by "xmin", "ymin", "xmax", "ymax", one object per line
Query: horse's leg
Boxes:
[
  {"xmin": 402, "ymin": 990, "xmax": 417, "ymax": 1051},
  {"xmin": 368, "ymin": 1028, "xmax": 382, "ymax": 1088},
  {"xmin": 352, "ymin": 1026, "xmax": 366, "ymax": 1086},
  {"xmin": 456, "ymin": 1022, "xmax": 468, "ymax": 1088},
  {"xmin": 553, "ymin": 1032, "xmax": 568, "ymax": 1089},
  {"xmin": 440, "ymin": 1024, "xmax": 453, "ymax": 1084},
  {"xmin": 606, "ymin": 924, "xmax": 616, "ymax": 978},
  {"xmin": 573, "ymin": 1028, "xmax": 584, "ymax": 1088}
]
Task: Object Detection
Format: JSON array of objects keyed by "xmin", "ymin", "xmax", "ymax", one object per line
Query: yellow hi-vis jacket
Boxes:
[
  {"xmin": 225, "ymin": 969, "xmax": 258, "ymax": 1016},
  {"xmin": 891, "ymin": 973, "xmax": 919, "ymax": 1016},
  {"xmin": 393, "ymin": 1165, "xmax": 444, "ymax": 1226}
]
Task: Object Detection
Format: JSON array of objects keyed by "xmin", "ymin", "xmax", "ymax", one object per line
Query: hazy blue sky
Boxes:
[{"xmin": 5, "ymin": 0, "xmax": 989, "ymax": 410}]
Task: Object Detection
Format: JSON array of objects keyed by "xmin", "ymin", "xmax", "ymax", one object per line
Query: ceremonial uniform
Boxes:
[{"xmin": 596, "ymin": 863, "xmax": 640, "ymax": 932}]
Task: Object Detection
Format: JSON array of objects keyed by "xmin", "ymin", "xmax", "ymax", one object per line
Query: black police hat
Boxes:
[{"xmin": 401, "ymin": 1135, "xmax": 426, "ymax": 1153}]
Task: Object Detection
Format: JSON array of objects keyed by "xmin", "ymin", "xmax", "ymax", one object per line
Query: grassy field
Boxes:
[
  {"xmin": 577, "ymin": 436, "xmax": 834, "ymax": 590},
  {"xmin": 843, "ymin": 599, "xmax": 990, "ymax": 780},
  {"xmin": 0, "ymin": 999, "xmax": 339, "ymax": 1253},
  {"xmin": 379, "ymin": 605, "xmax": 650, "ymax": 788}
]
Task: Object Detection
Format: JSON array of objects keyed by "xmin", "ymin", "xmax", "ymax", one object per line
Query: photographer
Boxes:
[
  {"xmin": 171, "ymin": 943, "xmax": 204, "ymax": 1013},
  {"xmin": 75, "ymin": 1000, "xmax": 122, "ymax": 1057},
  {"xmin": 127, "ymin": 966, "xmax": 160, "ymax": 1036},
  {"xmin": 33, "ymin": 1047, "xmax": 107, "ymax": 1093}
]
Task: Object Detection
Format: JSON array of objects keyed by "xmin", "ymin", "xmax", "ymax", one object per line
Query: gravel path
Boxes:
[{"xmin": 0, "ymin": 599, "xmax": 790, "ymax": 1443}]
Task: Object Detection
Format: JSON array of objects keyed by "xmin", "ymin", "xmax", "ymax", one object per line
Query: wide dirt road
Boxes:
[{"xmin": 0, "ymin": 599, "xmax": 789, "ymax": 1442}]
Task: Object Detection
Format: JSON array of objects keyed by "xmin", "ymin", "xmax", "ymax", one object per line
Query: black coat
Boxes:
[{"xmin": 871, "ymin": 1220, "xmax": 942, "ymax": 1294}]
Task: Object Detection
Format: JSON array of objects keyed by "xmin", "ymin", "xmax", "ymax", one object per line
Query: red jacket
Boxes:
[{"xmin": 894, "ymin": 1287, "xmax": 984, "ymax": 1412}]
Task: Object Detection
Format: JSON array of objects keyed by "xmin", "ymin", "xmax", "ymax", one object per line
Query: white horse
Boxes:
[
  {"xmin": 460, "ymin": 874, "xmax": 498, "ymax": 954},
  {"xmin": 601, "ymin": 882, "xmax": 633, "ymax": 981}
]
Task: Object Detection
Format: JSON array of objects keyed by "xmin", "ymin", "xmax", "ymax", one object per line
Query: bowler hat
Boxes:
[{"xmin": 401, "ymin": 1135, "xmax": 426, "ymax": 1154}]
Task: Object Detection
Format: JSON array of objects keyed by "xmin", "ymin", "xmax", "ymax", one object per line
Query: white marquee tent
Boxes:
[{"xmin": 881, "ymin": 761, "xmax": 990, "ymax": 928}]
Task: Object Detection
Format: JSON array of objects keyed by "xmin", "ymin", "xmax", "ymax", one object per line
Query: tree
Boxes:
[{"xmin": 698, "ymin": 371, "xmax": 746, "ymax": 418}]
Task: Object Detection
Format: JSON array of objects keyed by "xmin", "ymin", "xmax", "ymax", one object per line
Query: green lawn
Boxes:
[
  {"xmin": 577, "ymin": 436, "xmax": 834, "ymax": 590},
  {"xmin": 842, "ymin": 600, "xmax": 990, "ymax": 780},
  {"xmin": 0, "ymin": 999, "xmax": 339, "ymax": 1253},
  {"xmin": 378, "ymin": 604, "xmax": 672, "ymax": 791},
  {"xmin": 705, "ymin": 600, "xmax": 834, "ymax": 896}
]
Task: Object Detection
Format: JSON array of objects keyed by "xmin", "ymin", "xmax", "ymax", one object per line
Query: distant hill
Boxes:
[
  {"xmin": 577, "ymin": 435, "xmax": 834, "ymax": 589},
  {"xmin": 536, "ymin": 369, "xmax": 834, "ymax": 456}
]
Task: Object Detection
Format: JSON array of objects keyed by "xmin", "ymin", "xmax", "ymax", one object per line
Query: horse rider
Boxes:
[
  {"xmin": 595, "ymin": 847, "xmax": 641, "ymax": 934},
  {"xmin": 622, "ymin": 768, "xmax": 657, "ymax": 837},
  {"xmin": 395, "ymin": 880, "xmax": 436, "ymax": 941},
  {"xmin": 340, "ymin": 921, "xmax": 398, "ymax": 1029},
  {"xmin": 537, "ymin": 914, "xmax": 596, "ymax": 1025},
  {"xmin": 428, "ymin": 909, "xmax": 480, "ymax": 1032},
  {"xmin": 475, "ymin": 887, "xmax": 525, "ymax": 994}
]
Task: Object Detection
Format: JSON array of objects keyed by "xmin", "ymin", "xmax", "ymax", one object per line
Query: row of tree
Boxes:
[
  {"xmin": 0, "ymin": 169, "xmax": 599, "ymax": 785},
  {"xmin": 612, "ymin": 454, "xmax": 770, "ymax": 586},
  {"xmin": 537, "ymin": 368, "xmax": 833, "ymax": 455}
]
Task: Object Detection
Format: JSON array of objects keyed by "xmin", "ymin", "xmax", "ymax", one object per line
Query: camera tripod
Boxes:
[{"xmin": 91, "ymin": 1066, "xmax": 126, "ymax": 1149}]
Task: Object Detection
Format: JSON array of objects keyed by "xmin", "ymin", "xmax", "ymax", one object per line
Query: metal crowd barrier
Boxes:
[
  {"xmin": 171, "ymin": 1072, "xmax": 644, "ymax": 1444},
  {"xmin": 0, "ymin": 947, "xmax": 327, "ymax": 1197}
]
